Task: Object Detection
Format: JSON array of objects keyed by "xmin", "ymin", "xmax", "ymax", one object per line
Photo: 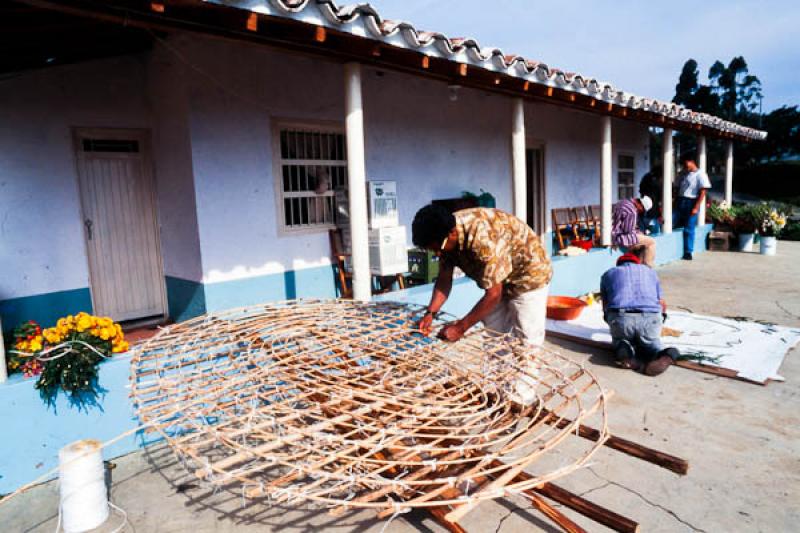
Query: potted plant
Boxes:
[
  {"xmin": 753, "ymin": 203, "xmax": 788, "ymax": 256},
  {"xmin": 10, "ymin": 312, "xmax": 129, "ymax": 406},
  {"xmin": 707, "ymin": 201, "xmax": 735, "ymax": 231},
  {"xmin": 730, "ymin": 204, "xmax": 757, "ymax": 252}
]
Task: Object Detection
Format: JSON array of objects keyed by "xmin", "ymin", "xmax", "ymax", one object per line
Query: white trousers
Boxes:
[{"xmin": 482, "ymin": 283, "xmax": 550, "ymax": 346}]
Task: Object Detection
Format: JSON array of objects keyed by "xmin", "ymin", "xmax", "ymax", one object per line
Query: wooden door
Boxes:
[{"xmin": 74, "ymin": 129, "xmax": 166, "ymax": 321}]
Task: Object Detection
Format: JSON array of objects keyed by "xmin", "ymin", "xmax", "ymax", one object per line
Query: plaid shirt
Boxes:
[
  {"xmin": 442, "ymin": 208, "xmax": 552, "ymax": 297},
  {"xmin": 611, "ymin": 199, "xmax": 640, "ymax": 247}
]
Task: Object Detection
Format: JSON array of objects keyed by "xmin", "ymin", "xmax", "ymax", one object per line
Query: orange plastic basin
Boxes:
[{"xmin": 546, "ymin": 296, "xmax": 587, "ymax": 321}]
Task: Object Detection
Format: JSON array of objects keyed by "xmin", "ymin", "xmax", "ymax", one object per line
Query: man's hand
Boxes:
[
  {"xmin": 417, "ymin": 312, "xmax": 435, "ymax": 336},
  {"xmin": 438, "ymin": 321, "xmax": 466, "ymax": 342}
]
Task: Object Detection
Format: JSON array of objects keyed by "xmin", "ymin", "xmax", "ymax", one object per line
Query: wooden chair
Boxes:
[
  {"xmin": 588, "ymin": 205, "xmax": 602, "ymax": 245},
  {"xmin": 329, "ymin": 229, "xmax": 352, "ymax": 299},
  {"xmin": 570, "ymin": 206, "xmax": 592, "ymax": 239},
  {"xmin": 551, "ymin": 208, "xmax": 578, "ymax": 250}
]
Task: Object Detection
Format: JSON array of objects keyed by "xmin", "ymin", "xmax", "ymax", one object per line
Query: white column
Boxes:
[
  {"xmin": 697, "ymin": 135, "xmax": 707, "ymax": 226},
  {"xmin": 600, "ymin": 116, "xmax": 612, "ymax": 246},
  {"xmin": 662, "ymin": 128, "xmax": 674, "ymax": 234},
  {"xmin": 725, "ymin": 140, "xmax": 734, "ymax": 205},
  {"xmin": 344, "ymin": 62, "xmax": 371, "ymax": 301},
  {"xmin": 511, "ymin": 98, "xmax": 527, "ymax": 223}
]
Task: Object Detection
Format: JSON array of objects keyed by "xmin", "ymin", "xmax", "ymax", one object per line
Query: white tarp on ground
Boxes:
[{"xmin": 546, "ymin": 304, "xmax": 800, "ymax": 383}]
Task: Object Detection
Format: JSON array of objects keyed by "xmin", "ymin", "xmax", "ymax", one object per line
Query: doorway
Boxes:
[
  {"xmin": 74, "ymin": 128, "xmax": 167, "ymax": 322},
  {"xmin": 525, "ymin": 144, "xmax": 546, "ymax": 234}
]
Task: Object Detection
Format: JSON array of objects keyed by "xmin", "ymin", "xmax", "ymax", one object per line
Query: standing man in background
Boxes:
[
  {"xmin": 412, "ymin": 205, "xmax": 552, "ymax": 346},
  {"xmin": 674, "ymin": 154, "xmax": 711, "ymax": 260}
]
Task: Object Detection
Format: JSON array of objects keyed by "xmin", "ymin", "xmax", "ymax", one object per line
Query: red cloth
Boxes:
[{"xmin": 617, "ymin": 252, "xmax": 641, "ymax": 266}]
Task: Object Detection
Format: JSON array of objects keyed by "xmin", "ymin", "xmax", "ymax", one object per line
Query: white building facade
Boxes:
[{"xmin": 0, "ymin": 1, "xmax": 763, "ymax": 332}]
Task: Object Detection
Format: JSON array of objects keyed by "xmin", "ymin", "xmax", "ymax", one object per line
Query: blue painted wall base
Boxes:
[{"xmin": 0, "ymin": 288, "xmax": 92, "ymax": 336}]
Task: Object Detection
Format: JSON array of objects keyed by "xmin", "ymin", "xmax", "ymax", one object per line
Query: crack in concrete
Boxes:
[
  {"xmin": 775, "ymin": 300, "xmax": 800, "ymax": 320},
  {"xmin": 588, "ymin": 468, "xmax": 708, "ymax": 533},
  {"xmin": 494, "ymin": 499, "xmax": 538, "ymax": 533},
  {"xmin": 577, "ymin": 481, "xmax": 611, "ymax": 498}
]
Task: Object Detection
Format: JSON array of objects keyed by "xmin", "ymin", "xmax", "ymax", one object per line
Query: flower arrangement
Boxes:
[
  {"xmin": 10, "ymin": 312, "xmax": 129, "ymax": 405},
  {"xmin": 752, "ymin": 203, "xmax": 788, "ymax": 237},
  {"xmin": 707, "ymin": 200, "xmax": 735, "ymax": 227},
  {"xmin": 729, "ymin": 204, "xmax": 758, "ymax": 235}
]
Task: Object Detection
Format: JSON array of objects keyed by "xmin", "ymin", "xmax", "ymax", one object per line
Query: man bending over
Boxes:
[{"xmin": 412, "ymin": 205, "xmax": 552, "ymax": 345}]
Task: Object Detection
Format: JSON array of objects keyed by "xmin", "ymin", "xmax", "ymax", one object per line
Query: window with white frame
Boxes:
[
  {"xmin": 276, "ymin": 123, "xmax": 348, "ymax": 230},
  {"xmin": 617, "ymin": 154, "xmax": 635, "ymax": 200}
]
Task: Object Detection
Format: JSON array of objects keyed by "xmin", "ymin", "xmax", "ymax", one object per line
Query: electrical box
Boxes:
[
  {"xmin": 369, "ymin": 226, "xmax": 408, "ymax": 276},
  {"xmin": 368, "ymin": 181, "xmax": 399, "ymax": 229},
  {"xmin": 407, "ymin": 248, "xmax": 439, "ymax": 284}
]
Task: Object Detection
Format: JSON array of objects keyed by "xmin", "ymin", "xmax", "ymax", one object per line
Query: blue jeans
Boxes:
[
  {"xmin": 673, "ymin": 197, "xmax": 698, "ymax": 255},
  {"xmin": 605, "ymin": 310, "xmax": 663, "ymax": 363}
]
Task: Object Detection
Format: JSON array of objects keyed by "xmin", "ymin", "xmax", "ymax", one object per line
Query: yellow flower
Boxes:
[
  {"xmin": 76, "ymin": 315, "xmax": 93, "ymax": 332},
  {"xmin": 112, "ymin": 340, "xmax": 129, "ymax": 353},
  {"xmin": 29, "ymin": 338, "xmax": 43, "ymax": 352}
]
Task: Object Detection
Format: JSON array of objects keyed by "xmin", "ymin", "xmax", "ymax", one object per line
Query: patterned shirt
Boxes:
[
  {"xmin": 441, "ymin": 208, "xmax": 552, "ymax": 297},
  {"xmin": 600, "ymin": 263, "xmax": 662, "ymax": 313},
  {"xmin": 611, "ymin": 199, "xmax": 639, "ymax": 248}
]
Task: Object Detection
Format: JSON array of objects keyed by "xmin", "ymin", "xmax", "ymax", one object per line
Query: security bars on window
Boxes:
[{"xmin": 278, "ymin": 128, "xmax": 347, "ymax": 229}]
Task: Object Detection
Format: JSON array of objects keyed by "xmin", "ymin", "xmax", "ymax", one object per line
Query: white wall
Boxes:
[
  {"xmin": 0, "ymin": 56, "xmax": 152, "ymax": 300},
  {"xmin": 524, "ymin": 103, "xmax": 650, "ymax": 232},
  {"xmin": 146, "ymin": 43, "xmax": 203, "ymax": 283},
  {"xmin": 173, "ymin": 37, "xmax": 342, "ymax": 284},
  {"xmin": 363, "ymin": 70, "xmax": 514, "ymax": 228}
]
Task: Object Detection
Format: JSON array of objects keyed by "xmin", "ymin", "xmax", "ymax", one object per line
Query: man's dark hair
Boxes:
[
  {"xmin": 680, "ymin": 152, "xmax": 697, "ymax": 164},
  {"xmin": 412, "ymin": 204, "xmax": 456, "ymax": 248}
]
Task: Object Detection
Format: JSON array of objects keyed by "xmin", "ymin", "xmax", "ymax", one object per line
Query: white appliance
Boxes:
[
  {"xmin": 369, "ymin": 226, "xmax": 408, "ymax": 276},
  {"xmin": 367, "ymin": 181, "xmax": 399, "ymax": 229}
]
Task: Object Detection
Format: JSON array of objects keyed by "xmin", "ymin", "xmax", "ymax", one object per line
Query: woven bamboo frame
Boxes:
[{"xmin": 130, "ymin": 299, "xmax": 609, "ymax": 516}]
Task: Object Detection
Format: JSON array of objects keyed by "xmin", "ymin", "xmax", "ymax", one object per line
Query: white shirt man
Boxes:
[
  {"xmin": 674, "ymin": 156, "xmax": 711, "ymax": 260},
  {"xmin": 678, "ymin": 168, "xmax": 712, "ymax": 199}
]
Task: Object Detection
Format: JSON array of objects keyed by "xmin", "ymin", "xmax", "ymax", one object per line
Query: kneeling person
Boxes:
[
  {"xmin": 600, "ymin": 251, "xmax": 678, "ymax": 376},
  {"xmin": 413, "ymin": 205, "xmax": 553, "ymax": 345}
]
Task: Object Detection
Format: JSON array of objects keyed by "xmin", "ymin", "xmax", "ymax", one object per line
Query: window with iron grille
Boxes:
[
  {"xmin": 617, "ymin": 154, "xmax": 635, "ymax": 200},
  {"xmin": 275, "ymin": 123, "xmax": 348, "ymax": 231}
]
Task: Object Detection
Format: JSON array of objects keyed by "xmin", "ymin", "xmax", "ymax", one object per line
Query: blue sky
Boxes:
[{"xmin": 366, "ymin": 0, "xmax": 799, "ymax": 112}]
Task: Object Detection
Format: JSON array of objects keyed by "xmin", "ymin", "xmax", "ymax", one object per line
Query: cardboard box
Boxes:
[{"xmin": 708, "ymin": 231, "xmax": 732, "ymax": 251}]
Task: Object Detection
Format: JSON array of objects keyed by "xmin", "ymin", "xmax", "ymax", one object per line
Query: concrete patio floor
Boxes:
[{"xmin": 2, "ymin": 242, "xmax": 799, "ymax": 532}]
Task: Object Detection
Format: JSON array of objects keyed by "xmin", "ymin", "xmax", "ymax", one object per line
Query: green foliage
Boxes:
[
  {"xmin": 728, "ymin": 203, "xmax": 758, "ymax": 234},
  {"xmin": 707, "ymin": 201, "xmax": 735, "ymax": 226},
  {"xmin": 35, "ymin": 332, "xmax": 110, "ymax": 406},
  {"xmin": 750, "ymin": 202, "xmax": 790, "ymax": 237},
  {"xmin": 780, "ymin": 220, "xmax": 800, "ymax": 241},
  {"xmin": 671, "ymin": 57, "xmax": 799, "ymax": 175}
]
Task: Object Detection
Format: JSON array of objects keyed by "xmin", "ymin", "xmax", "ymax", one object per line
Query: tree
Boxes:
[
  {"xmin": 708, "ymin": 56, "xmax": 762, "ymax": 120},
  {"xmin": 673, "ymin": 59, "xmax": 699, "ymax": 107}
]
